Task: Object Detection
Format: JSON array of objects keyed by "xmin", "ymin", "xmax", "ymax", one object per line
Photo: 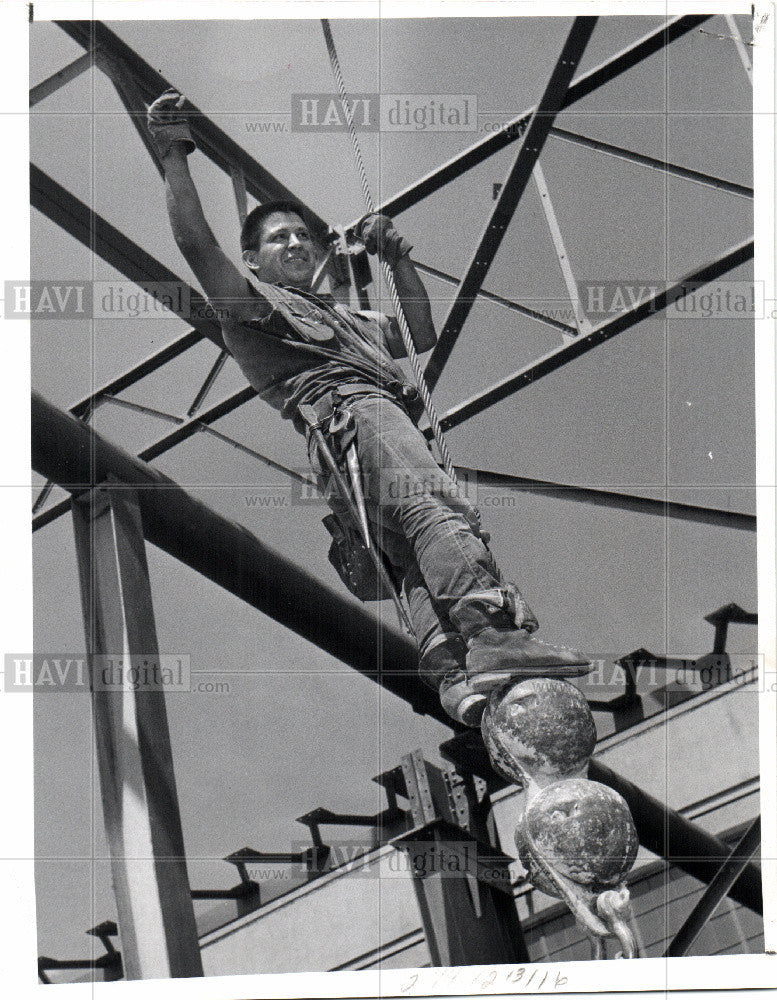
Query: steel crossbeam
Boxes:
[
  {"xmin": 56, "ymin": 19, "xmax": 329, "ymax": 236},
  {"xmin": 32, "ymin": 391, "xmax": 440, "ymax": 719},
  {"xmin": 187, "ymin": 350, "xmax": 230, "ymax": 416},
  {"xmin": 29, "ymin": 49, "xmax": 98, "ymax": 106},
  {"xmin": 69, "ymin": 331, "xmax": 204, "ymax": 420},
  {"xmin": 412, "ymin": 259, "xmax": 579, "ymax": 336},
  {"xmin": 548, "ymin": 126, "xmax": 754, "ymax": 199},
  {"xmin": 429, "ymin": 239, "xmax": 753, "ymax": 432},
  {"xmin": 31, "ymin": 164, "xmax": 224, "ymax": 347},
  {"xmin": 423, "ymin": 16, "xmax": 598, "ymax": 390},
  {"xmin": 351, "ymin": 16, "xmax": 712, "ymax": 226},
  {"xmin": 532, "ymin": 159, "xmax": 591, "ymax": 337}
]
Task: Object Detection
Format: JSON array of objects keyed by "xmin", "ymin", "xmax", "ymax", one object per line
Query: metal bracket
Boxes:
[
  {"xmin": 296, "ymin": 798, "xmax": 406, "ymax": 851},
  {"xmin": 224, "ymin": 845, "xmax": 329, "ymax": 882},
  {"xmin": 39, "ymin": 923, "xmax": 122, "ymax": 983},
  {"xmin": 390, "ymin": 817, "xmax": 516, "ymax": 896},
  {"xmin": 588, "ymin": 652, "xmax": 645, "ymax": 728},
  {"xmin": 86, "ymin": 921, "xmax": 118, "ymax": 955},
  {"xmin": 704, "ymin": 602, "xmax": 757, "ymax": 653}
]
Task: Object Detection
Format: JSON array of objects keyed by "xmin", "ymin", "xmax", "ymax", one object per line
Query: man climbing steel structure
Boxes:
[{"xmin": 149, "ymin": 89, "xmax": 593, "ymax": 726}]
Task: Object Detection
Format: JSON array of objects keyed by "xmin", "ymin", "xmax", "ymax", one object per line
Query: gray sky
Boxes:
[{"xmin": 29, "ymin": 13, "xmax": 755, "ymax": 966}]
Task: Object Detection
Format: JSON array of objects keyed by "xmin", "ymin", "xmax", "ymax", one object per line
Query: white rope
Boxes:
[{"xmin": 320, "ymin": 19, "xmax": 458, "ymax": 484}]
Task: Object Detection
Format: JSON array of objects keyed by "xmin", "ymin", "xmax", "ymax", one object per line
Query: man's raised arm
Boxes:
[
  {"xmin": 357, "ymin": 214, "xmax": 437, "ymax": 357},
  {"xmin": 147, "ymin": 90, "xmax": 259, "ymax": 319}
]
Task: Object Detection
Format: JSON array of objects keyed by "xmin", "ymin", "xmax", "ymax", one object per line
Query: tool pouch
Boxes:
[{"xmin": 322, "ymin": 513, "xmax": 381, "ymax": 601}]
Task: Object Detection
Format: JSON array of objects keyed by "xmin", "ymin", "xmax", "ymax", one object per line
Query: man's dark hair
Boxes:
[{"xmin": 240, "ymin": 200, "xmax": 310, "ymax": 253}]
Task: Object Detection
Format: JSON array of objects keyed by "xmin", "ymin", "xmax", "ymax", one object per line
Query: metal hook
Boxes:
[{"xmin": 597, "ymin": 888, "xmax": 639, "ymax": 959}]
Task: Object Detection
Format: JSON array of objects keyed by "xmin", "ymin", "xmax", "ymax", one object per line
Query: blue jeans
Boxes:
[{"xmin": 309, "ymin": 393, "xmax": 516, "ymax": 662}]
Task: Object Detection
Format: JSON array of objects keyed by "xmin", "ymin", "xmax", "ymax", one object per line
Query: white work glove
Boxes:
[
  {"xmin": 147, "ymin": 88, "xmax": 196, "ymax": 160},
  {"xmin": 357, "ymin": 214, "xmax": 413, "ymax": 267}
]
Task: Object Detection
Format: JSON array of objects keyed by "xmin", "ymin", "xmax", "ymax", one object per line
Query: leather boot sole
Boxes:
[{"xmin": 468, "ymin": 660, "xmax": 592, "ymax": 692}]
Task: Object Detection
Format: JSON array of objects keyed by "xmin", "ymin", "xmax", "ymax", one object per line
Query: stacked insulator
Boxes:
[{"xmin": 481, "ymin": 678, "xmax": 640, "ymax": 957}]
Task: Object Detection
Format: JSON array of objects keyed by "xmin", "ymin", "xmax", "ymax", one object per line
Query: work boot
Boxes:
[
  {"xmin": 450, "ymin": 595, "xmax": 593, "ymax": 695},
  {"xmin": 419, "ymin": 635, "xmax": 487, "ymax": 728}
]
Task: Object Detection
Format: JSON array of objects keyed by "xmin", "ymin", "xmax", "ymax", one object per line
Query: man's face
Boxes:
[{"xmin": 247, "ymin": 211, "xmax": 317, "ymax": 289}]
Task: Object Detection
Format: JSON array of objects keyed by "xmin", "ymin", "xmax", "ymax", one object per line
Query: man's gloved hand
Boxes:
[
  {"xmin": 357, "ymin": 214, "xmax": 413, "ymax": 267},
  {"xmin": 147, "ymin": 88, "xmax": 196, "ymax": 160}
]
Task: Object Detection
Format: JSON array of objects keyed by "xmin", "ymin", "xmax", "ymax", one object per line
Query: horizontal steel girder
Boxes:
[{"xmin": 31, "ymin": 391, "xmax": 443, "ymax": 721}]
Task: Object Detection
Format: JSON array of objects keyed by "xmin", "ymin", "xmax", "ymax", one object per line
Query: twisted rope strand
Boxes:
[{"xmin": 320, "ymin": 19, "xmax": 458, "ymax": 483}]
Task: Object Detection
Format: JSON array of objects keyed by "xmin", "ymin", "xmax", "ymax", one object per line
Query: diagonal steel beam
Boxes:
[
  {"xmin": 100, "ymin": 395, "xmax": 183, "ymax": 425},
  {"xmin": 95, "ymin": 50, "xmax": 166, "ymax": 178},
  {"xmin": 29, "ymin": 49, "xmax": 98, "ymax": 106},
  {"xmin": 411, "ymin": 259, "xmax": 578, "ymax": 337},
  {"xmin": 33, "ymin": 386, "xmax": 257, "ymax": 532},
  {"xmin": 355, "ymin": 16, "xmax": 712, "ymax": 225},
  {"xmin": 665, "ymin": 815, "xmax": 761, "ymax": 956},
  {"xmin": 532, "ymin": 160, "xmax": 591, "ymax": 337},
  {"xmin": 68, "ymin": 331, "xmax": 204, "ymax": 420},
  {"xmin": 187, "ymin": 351, "xmax": 230, "ymax": 417},
  {"xmin": 723, "ymin": 14, "xmax": 753, "ymax": 84},
  {"xmin": 199, "ymin": 424, "xmax": 309, "ymax": 485},
  {"xmin": 31, "ymin": 165, "xmax": 218, "ymax": 420},
  {"xmin": 32, "ymin": 481, "xmax": 55, "ymax": 514},
  {"xmin": 56, "ymin": 20, "xmax": 328, "ymax": 236},
  {"xmin": 430, "ymin": 239, "xmax": 753, "ymax": 432},
  {"xmin": 454, "ymin": 466, "xmax": 756, "ymax": 532},
  {"xmin": 549, "ymin": 127, "xmax": 753, "ymax": 199},
  {"xmin": 31, "ymin": 164, "xmax": 225, "ymax": 347},
  {"xmin": 424, "ymin": 17, "xmax": 598, "ymax": 390},
  {"xmin": 32, "ymin": 391, "xmax": 441, "ymax": 720}
]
